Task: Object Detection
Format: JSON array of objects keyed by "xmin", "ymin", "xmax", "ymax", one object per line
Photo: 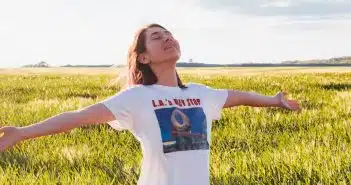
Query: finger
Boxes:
[
  {"xmin": 282, "ymin": 90, "xmax": 288, "ymax": 96},
  {"xmin": 0, "ymin": 146, "xmax": 8, "ymax": 152},
  {"xmin": 290, "ymin": 104, "xmax": 299, "ymax": 111},
  {"xmin": 282, "ymin": 101, "xmax": 292, "ymax": 109},
  {"xmin": 287, "ymin": 101, "xmax": 301, "ymax": 111},
  {"xmin": 280, "ymin": 92, "xmax": 289, "ymax": 102},
  {"xmin": 0, "ymin": 127, "xmax": 9, "ymax": 137},
  {"xmin": 286, "ymin": 100, "xmax": 298, "ymax": 106},
  {"xmin": 290, "ymin": 101, "xmax": 301, "ymax": 109},
  {"xmin": 0, "ymin": 142, "xmax": 8, "ymax": 152},
  {"xmin": 287, "ymin": 100, "xmax": 299, "ymax": 106},
  {"xmin": 0, "ymin": 139, "xmax": 15, "ymax": 152},
  {"xmin": 0, "ymin": 126, "xmax": 9, "ymax": 133},
  {"xmin": 287, "ymin": 100, "xmax": 298, "ymax": 107},
  {"xmin": 283, "ymin": 100, "xmax": 298, "ymax": 110}
]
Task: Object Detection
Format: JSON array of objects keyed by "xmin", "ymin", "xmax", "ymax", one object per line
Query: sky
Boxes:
[{"xmin": 0, "ymin": 0, "xmax": 350, "ymax": 68}]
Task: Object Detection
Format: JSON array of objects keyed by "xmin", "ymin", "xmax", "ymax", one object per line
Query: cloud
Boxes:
[
  {"xmin": 195, "ymin": 0, "xmax": 351, "ymax": 18},
  {"xmin": 0, "ymin": 0, "xmax": 350, "ymax": 67}
]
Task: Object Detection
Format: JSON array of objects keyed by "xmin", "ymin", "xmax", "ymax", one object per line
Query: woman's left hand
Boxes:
[{"xmin": 274, "ymin": 91, "xmax": 301, "ymax": 111}]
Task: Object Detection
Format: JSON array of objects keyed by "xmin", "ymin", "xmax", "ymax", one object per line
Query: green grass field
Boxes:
[{"xmin": 0, "ymin": 67, "xmax": 351, "ymax": 184}]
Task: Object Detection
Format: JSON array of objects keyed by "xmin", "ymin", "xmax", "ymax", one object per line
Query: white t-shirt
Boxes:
[{"xmin": 100, "ymin": 83, "xmax": 228, "ymax": 185}]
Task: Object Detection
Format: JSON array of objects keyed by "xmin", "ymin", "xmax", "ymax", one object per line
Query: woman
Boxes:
[{"xmin": 0, "ymin": 24, "xmax": 300, "ymax": 185}]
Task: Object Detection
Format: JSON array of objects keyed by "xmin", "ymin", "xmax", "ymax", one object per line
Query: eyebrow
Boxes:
[
  {"xmin": 150, "ymin": 31, "xmax": 160, "ymax": 37},
  {"xmin": 150, "ymin": 30, "xmax": 171, "ymax": 37}
]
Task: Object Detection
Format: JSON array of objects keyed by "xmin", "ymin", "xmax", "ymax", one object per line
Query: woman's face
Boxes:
[{"xmin": 141, "ymin": 26, "xmax": 181, "ymax": 64}]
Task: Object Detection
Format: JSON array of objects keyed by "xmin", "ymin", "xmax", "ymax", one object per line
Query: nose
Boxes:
[
  {"xmin": 164, "ymin": 37, "xmax": 171, "ymax": 44},
  {"xmin": 163, "ymin": 34, "xmax": 174, "ymax": 42}
]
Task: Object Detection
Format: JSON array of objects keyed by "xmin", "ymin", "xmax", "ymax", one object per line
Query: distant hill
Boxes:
[
  {"xmin": 175, "ymin": 56, "xmax": 351, "ymax": 67},
  {"xmin": 21, "ymin": 61, "xmax": 50, "ymax": 68},
  {"xmin": 21, "ymin": 56, "xmax": 351, "ymax": 68},
  {"xmin": 60, "ymin": 64, "xmax": 114, "ymax": 67},
  {"xmin": 282, "ymin": 56, "xmax": 351, "ymax": 64},
  {"xmin": 182, "ymin": 56, "xmax": 351, "ymax": 67}
]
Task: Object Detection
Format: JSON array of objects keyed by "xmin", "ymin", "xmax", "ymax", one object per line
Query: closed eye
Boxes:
[{"xmin": 152, "ymin": 36, "xmax": 161, "ymax": 40}]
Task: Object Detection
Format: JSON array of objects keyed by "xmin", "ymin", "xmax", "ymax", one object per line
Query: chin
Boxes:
[
  {"xmin": 162, "ymin": 52, "xmax": 180, "ymax": 63},
  {"xmin": 168, "ymin": 55, "xmax": 180, "ymax": 63}
]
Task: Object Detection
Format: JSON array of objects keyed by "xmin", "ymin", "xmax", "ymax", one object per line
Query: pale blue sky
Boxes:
[{"xmin": 0, "ymin": 0, "xmax": 350, "ymax": 68}]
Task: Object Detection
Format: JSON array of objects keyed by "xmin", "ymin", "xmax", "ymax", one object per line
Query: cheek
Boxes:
[
  {"xmin": 147, "ymin": 43, "xmax": 165, "ymax": 59},
  {"xmin": 147, "ymin": 42, "xmax": 161, "ymax": 52}
]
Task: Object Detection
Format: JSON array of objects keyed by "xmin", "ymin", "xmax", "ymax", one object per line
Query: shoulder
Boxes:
[
  {"xmin": 185, "ymin": 82, "xmax": 211, "ymax": 91},
  {"xmin": 185, "ymin": 82, "xmax": 228, "ymax": 97},
  {"xmin": 185, "ymin": 82, "xmax": 207, "ymax": 88},
  {"xmin": 101, "ymin": 85, "xmax": 148, "ymax": 107},
  {"xmin": 105, "ymin": 85, "xmax": 148, "ymax": 102},
  {"xmin": 117, "ymin": 84, "xmax": 148, "ymax": 95}
]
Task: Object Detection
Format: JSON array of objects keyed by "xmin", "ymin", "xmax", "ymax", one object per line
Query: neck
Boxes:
[{"xmin": 150, "ymin": 61, "xmax": 178, "ymax": 87}]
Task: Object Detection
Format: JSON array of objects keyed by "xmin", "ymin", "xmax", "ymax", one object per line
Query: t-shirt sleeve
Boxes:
[
  {"xmin": 99, "ymin": 89, "xmax": 134, "ymax": 131},
  {"xmin": 201, "ymin": 85, "xmax": 229, "ymax": 120}
]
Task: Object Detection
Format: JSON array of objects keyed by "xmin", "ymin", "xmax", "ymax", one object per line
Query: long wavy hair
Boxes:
[{"xmin": 125, "ymin": 24, "xmax": 187, "ymax": 89}]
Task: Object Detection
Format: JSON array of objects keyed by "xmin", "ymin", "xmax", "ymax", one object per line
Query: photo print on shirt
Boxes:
[{"xmin": 154, "ymin": 106, "xmax": 209, "ymax": 154}]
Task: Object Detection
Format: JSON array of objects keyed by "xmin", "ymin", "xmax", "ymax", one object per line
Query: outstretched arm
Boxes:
[
  {"xmin": 223, "ymin": 90, "xmax": 300, "ymax": 111},
  {"xmin": 0, "ymin": 103, "xmax": 115, "ymax": 151}
]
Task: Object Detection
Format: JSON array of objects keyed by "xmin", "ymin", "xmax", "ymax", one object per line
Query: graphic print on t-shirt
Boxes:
[{"xmin": 154, "ymin": 107, "xmax": 209, "ymax": 153}]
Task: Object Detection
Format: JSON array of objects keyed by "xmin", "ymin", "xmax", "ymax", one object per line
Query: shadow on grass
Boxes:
[
  {"xmin": 93, "ymin": 156, "xmax": 139, "ymax": 185},
  {"xmin": 0, "ymin": 150, "xmax": 136, "ymax": 184},
  {"xmin": 210, "ymin": 163, "xmax": 324, "ymax": 185},
  {"xmin": 64, "ymin": 92, "xmax": 98, "ymax": 99},
  {"xmin": 0, "ymin": 151, "xmax": 30, "ymax": 169},
  {"xmin": 320, "ymin": 83, "xmax": 351, "ymax": 91}
]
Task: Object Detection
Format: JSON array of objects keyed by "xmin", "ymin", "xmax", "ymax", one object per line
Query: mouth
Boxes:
[{"xmin": 164, "ymin": 42, "xmax": 176, "ymax": 51}]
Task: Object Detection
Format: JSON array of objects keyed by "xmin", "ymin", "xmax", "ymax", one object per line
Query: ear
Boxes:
[{"xmin": 137, "ymin": 53, "xmax": 150, "ymax": 64}]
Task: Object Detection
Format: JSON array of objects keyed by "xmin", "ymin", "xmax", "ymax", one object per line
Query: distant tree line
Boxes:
[
  {"xmin": 282, "ymin": 56, "xmax": 351, "ymax": 64},
  {"xmin": 21, "ymin": 56, "xmax": 351, "ymax": 68}
]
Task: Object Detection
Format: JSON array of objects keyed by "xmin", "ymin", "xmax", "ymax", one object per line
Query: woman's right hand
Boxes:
[{"xmin": 0, "ymin": 126, "xmax": 23, "ymax": 152}]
